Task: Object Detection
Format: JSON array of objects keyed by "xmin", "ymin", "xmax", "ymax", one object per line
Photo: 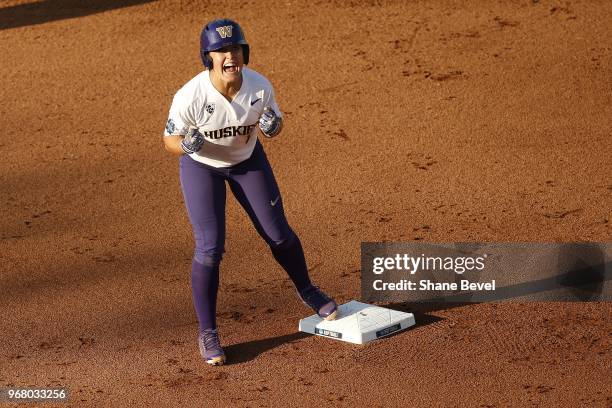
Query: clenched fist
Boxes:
[
  {"xmin": 181, "ymin": 127, "xmax": 205, "ymax": 154},
  {"xmin": 258, "ymin": 107, "xmax": 283, "ymax": 138}
]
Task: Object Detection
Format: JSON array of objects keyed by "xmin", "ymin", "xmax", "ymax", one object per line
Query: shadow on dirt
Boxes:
[
  {"xmin": 0, "ymin": 0, "xmax": 156, "ymax": 30},
  {"xmin": 387, "ymin": 301, "xmax": 471, "ymax": 315},
  {"xmin": 224, "ymin": 332, "xmax": 310, "ymax": 365},
  {"xmin": 379, "ymin": 302, "xmax": 448, "ymax": 333},
  {"xmin": 370, "ymin": 307, "xmax": 445, "ymax": 342}
]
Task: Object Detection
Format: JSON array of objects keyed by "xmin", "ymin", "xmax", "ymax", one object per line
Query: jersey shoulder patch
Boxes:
[{"xmin": 165, "ymin": 118, "xmax": 177, "ymax": 134}]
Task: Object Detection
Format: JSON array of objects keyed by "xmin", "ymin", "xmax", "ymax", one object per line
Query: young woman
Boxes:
[{"xmin": 163, "ymin": 19, "xmax": 337, "ymax": 366}]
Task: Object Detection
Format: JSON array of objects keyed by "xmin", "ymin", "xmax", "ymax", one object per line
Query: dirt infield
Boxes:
[{"xmin": 1, "ymin": 0, "xmax": 610, "ymax": 406}]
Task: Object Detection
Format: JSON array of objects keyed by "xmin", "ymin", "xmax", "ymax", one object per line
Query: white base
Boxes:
[{"xmin": 298, "ymin": 300, "xmax": 416, "ymax": 344}]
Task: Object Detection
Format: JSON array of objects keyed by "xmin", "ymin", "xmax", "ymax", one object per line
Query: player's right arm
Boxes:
[
  {"xmin": 164, "ymin": 127, "xmax": 205, "ymax": 155},
  {"xmin": 163, "ymin": 91, "xmax": 202, "ymax": 155},
  {"xmin": 163, "ymin": 135, "xmax": 185, "ymax": 155}
]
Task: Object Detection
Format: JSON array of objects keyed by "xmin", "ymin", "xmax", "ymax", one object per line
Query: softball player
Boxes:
[{"xmin": 163, "ymin": 19, "xmax": 337, "ymax": 366}]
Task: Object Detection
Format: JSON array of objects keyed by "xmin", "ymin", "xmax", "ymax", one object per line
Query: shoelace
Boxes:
[{"xmin": 200, "ymin": 329, "xmax": 222, "ymax": 352}]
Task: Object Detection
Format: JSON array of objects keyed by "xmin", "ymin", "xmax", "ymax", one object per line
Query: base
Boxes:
[{"xmin": 298, "ymin": 300, "xmax": 416, "ymax": 344}]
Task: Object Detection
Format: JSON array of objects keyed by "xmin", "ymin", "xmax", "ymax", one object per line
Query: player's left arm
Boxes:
[
  {"xmin": 258, "ymin": 107, "xmax": 283, "ymax": 138},
  {"xmin": 258, "ymin": 86, "xmax": 283, "ymax": 138}
]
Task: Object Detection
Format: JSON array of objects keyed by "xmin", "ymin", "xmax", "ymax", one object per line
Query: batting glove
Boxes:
[
  {"xmin": 258, "ymin": 107, "xmax": 283, "ymax": 138},
  {"xmin": 181, "ymin": 127, "xmax": 205, "ymax": 154}
]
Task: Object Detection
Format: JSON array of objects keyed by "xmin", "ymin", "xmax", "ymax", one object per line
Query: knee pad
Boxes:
[
  {"xmin": 270, "ymin": 229, "xmax": 297, "ymax": 251},
  {"xmin": 194, "ymin": 251, "xmax": 223, "ymax": 267}
]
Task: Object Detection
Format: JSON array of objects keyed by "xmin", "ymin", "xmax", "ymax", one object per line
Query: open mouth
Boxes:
[{"xmin": 223, "ymin": 63, "xmax": 239, "ymax": 73}]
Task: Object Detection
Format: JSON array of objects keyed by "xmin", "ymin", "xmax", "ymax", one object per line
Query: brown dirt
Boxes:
[{"xmin": 1, "ymin": 0, "xmax": 610, "ymax": 406}]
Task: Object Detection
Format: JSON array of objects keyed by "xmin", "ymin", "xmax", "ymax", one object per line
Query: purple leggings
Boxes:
[{"xmin": 179, "ymin": 141, "xmax": 312, "ymax": 331}]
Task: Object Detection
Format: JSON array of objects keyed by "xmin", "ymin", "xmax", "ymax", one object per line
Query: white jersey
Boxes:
[{"xmin": 164, "ymin": 67, "xmax": 281, "ymax": 167}]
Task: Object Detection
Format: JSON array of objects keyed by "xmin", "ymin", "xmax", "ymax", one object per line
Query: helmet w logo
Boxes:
[{"xmin": 216, "ymin": 26, "xmax": 233, "ymax": 38}]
